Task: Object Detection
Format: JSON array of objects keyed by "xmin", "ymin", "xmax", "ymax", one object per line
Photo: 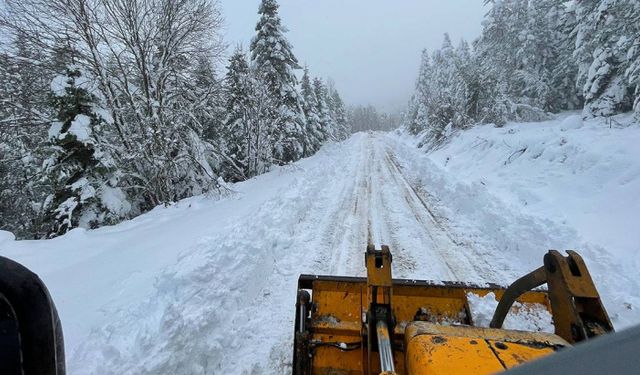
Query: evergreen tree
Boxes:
[
  {"xmin": 404, "ymin": 0, "xmax": 639, "ymax": 147},
  {"xmin": 625, "ymin": 0, "xmax": 640, "ymax": 119},
  {"xmin": 300, "ymin": 67, "xmax": 322, "ymax": 156},
  {"xmin": 244, "ymin": 72, "xmax": 275, "ymax": 177},
  {"xmin": 408, "ymin": 49, "xmax": 433, "ymax": 135},
  {"xmin": 43, "ymin": 67, "xmax": 128, "ymax": 237},
  {"xmin": 250, "ymin": 0, "xmax": 306, "ymax": 164},
  {"xmin": 477, "ymin": 0, "xmax": 529, "ymax": 100},
  {"xmin": 575, "ymin": 0, "xmax": 636, "ymax": 117},
  {"xmin": 451, "ymin": 39, "xmax": 475, "ymax": 127},
  {"xmin": 514, "ymin": 0, "xmax": 557, "ymax": 110},
  {"xmin": 313, "ymin": 77, "xmax": 332, "ymax": 143},
  {"xmin": 327, "ymin": 84, "xmax": 350, "ymax": 140},
  {"xmin": 425, "ymin": 34, "xmax": 457, "ymax": 140},
  {"xmin": 550, "ymin": 2, "xmax": 582, "ymax": 111},
  {"xmin": 222, "ymin": 49, "xmax": 253, "ymax": 180},
  {"xmin": 222, "ymin": 48, "xmax": 275, "ymax": 179}
]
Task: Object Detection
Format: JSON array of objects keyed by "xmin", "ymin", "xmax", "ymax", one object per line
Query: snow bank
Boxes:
[
  {"xmin": 0, "ymin": 135, "xmax": 366, "ymax": 374},
  {"xmin": 0, "ymin": 230, "xmax": 15, "ymax": 244},
  {"xmin": 426, "ymin": 112, "xmax": 640, "ymax": 262}
]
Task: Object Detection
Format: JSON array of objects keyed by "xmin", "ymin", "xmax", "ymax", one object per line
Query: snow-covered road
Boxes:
[{"xmin": 1, "ymin": 129, "xmax": 639, "ymax": 374}]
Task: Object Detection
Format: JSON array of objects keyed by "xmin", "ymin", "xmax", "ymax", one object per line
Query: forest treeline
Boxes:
[
  {"xmin": 406, "ymin": 0, "xmax": 640, "ymax": 146},
  {"xmin": 0, "ymin": 0, "xmax": 352, "ymax": 239}
]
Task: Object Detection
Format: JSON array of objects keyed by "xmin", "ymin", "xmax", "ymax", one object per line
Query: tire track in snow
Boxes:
[
  {"xmin": 380, "ymin": 145, "xmax": 464, "ymax": 280},
  {"xmin": 378, "ymin": 135, "xmax": 504, "ymax": 284},
  {"xmin": 351, "ymin": 133, "xmax": 496, "ymax": 283},
  {"xmin": 320, "ymin": 135, "xmax": 371, "ymax": 276},
  {"xmin": 364, "ymin": 137, "xmax": 459, "ymax": 280}
]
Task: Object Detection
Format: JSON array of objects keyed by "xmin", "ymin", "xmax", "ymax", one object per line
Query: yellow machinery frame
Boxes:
[{"xmin": 293, "ymin": 245, "xmax": 613, "ymax": 374}]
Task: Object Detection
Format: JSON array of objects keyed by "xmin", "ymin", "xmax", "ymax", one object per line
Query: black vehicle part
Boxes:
[{"xmin": 0, "ymin": 256, "xmax": 65, "ymax": 375}]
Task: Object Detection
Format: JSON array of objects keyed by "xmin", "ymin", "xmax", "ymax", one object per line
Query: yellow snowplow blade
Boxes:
[
  {"xmin": 293, "ymin": 245, "xmax": 613, "ymax": 375},
  {"xmin": 295, "ymin": 274, "xmax": 553, "ymax": 374}
]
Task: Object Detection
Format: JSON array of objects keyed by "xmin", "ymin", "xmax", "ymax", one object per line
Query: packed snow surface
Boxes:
[
  {"xmin": 466, "ymin": 292, "xmax": 554, "ymax": 333},
  {"xmin": 1, "ymin": 115, "xmax": 639, "ymax": 373}
]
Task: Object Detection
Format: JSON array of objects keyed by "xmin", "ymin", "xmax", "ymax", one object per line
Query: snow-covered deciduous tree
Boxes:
[
  {"xmin": 0, "ymin": 0, "xmax": 350, "ymax": 238},
  {"xmin": 0, "ymin": 36, "xmax": 52, "ymax": 238},
  {"xmin": 1, "ymin": 0, "xmax": 227, "ymax": 237}
]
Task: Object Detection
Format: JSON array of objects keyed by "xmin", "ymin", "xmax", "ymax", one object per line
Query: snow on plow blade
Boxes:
[{"xmin": 293, "ymin": 245, "xmax": 613, "ymax": 375}]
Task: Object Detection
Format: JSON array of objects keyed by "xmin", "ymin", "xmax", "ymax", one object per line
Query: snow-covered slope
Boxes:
[
  {"xmin": 394, "ymin": 111, "xmax": 640, "ymax": 327},
  {"xmin": 423, "ymin": 112, "xmax": 640, "ymax": 266},
  {"xmin": 0, "ymin": 119, "xmax": 639, "ymax": 373}
]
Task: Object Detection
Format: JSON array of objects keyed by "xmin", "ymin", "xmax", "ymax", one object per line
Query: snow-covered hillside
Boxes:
[
  {"xmin": 1, "ymin": 116, "xmax": 639, "ymax": 373},
  {"xmin": 423, "ymin": 112, "xmax": 640, "ymax": 273},
  {"xmin": 396, "ymin": 112, "xmax": 640, "ymax": 327}
]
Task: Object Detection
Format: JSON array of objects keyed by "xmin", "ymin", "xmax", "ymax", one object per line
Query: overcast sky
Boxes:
[{"xmin": 219, "ymin": 1, "xmax": 487, "ymax": 112}]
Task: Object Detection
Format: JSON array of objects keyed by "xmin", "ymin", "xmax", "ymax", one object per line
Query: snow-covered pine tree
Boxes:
[
  {"xmin": 513, "ymin": 0, "xmax": 558, "ymax": 110},
  {"xmin": 250, "ymin": 0, "xmax": 306, "ymax": 164},
  {"xmin": 426, "ymin": 34, "xmax": 457, "ymax": 141},
  {"xmin": 452, "ymin": 38, "xmax": 503, "ymax": 127},
  {"xmin": 404, "ymin": 0, "xmax": 637, "ymax": 133},
  {"xmin": 575, "ymin": 0, "xmax": 636, "ymax": 117},
  {"xmin": 313, "ymin": 77, "xmax": 333, "ymax": 143},
  {"xmin": 324, "ymin": 81, "xmax": 337, "ymax": 140},
  {"xmin": 550, "ymin": 2, "xmax": 583, "ymax": 111},
  {"xmin": 187, "ymin": 52, "xmax": 230, "ymax": 188},
  {"xmin": 327, "ymin": 84, "xmax": 350, "ymax": 141},
  {"xmin": 222, "ymin": 49, "xmax": 253, "ymax": 181},
  {"xmin": 300, "ymin": 67, "xmax": 323, "ymax": 156},
  {"xmin": 477, "ymin": 0, "xmax": 529, "ymax": 100},
  {"xmin": 404, "ymin": 95, "xmax": 419, "ymax": 134},
  {"xmin": 625, "ymin": 0, "xmax": 640, "ymax": 121},
  {"xmin": 408, "ymin": 49, "xmax": 432, "ymax": 135},
  {"xmin": 451, "ymin": 39, "xmax": 474, "ymax": 128},
  {"xmin": 43, "ymin": 67, "xmax": 129, "ymax": 238}
]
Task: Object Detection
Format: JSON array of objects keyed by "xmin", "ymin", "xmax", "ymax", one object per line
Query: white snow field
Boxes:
[{"xmin": 1, "ymin": 113, "xmax": 640, "ymax": 373}]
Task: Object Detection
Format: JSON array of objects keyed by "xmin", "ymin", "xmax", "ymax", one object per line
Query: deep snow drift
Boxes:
[{"xmin": 1, "ymin": 115, "xmax": 639, "ymax": 373}]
